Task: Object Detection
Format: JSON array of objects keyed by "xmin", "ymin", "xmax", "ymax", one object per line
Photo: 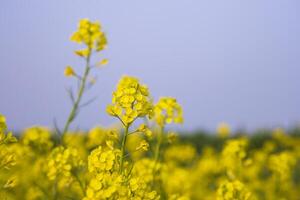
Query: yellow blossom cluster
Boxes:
[
  {"xmin": 217, "ymin": 122, "xmax": 231, "ymax": 138},
  {"xmin": 268, "ymin": 151, "xmax": 296, "ymax": 181},
  {"xmin": 107, "ymin": 76, "xmax": 153, "ymax": 126},
  {"xmin": 88, "ymin": 146, "xmax": 120, "ymax": 173},
  {"xmin": 217, "ymin": 180, "xmax": 252, "ymax": 200},
  {"xmin": 154, "ymin": 97, "xmax": 183, "ymax": 126},
  {"xmin": 47, "ymin": 146, "xmax": 83, "ymax": 181},
  {"xmin": 0, "ymin": 114, "xmax": 17, "ymax": 165},
  {"xmin": 22, "ymin": 126, "xmax": 53, "ymax": 151},
  {"xmin": 70, "ymin": 18, "xmax": 107, "ymax": 57}
]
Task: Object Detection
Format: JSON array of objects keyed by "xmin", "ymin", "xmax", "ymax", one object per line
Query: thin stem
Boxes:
[
  {"xmin": 73, "ymin": 171, "xmax": 85, "ymax": 196},
  {"xmin": 119, "ymin": 125, "xmax": 129, "ymax": 174},
  {"xmin": 128, "ymin": 130, "xmax": 141, "ymax": 135},
  {"xmin": 152, "ymin": 126, "xmax": 164, "ymax": 184},
  {"xmin": 53, "ymin": 179, "xmax": 59, "ymax": 200},
  {"xmin": 61, "ymin": 52, "xmax": 91, "ymax": 141},
  {"xmin": 116, "ymin": 115, "xmax": 126, "ymax": 127},
  {"xmin": 154, "ymin": 126, "xmax": 164, "ymax": 164}
]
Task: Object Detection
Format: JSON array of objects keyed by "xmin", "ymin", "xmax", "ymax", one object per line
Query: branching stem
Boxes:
[{"xmin": 61, "ymin": 52, "xmax": 91, "ymax": 141}]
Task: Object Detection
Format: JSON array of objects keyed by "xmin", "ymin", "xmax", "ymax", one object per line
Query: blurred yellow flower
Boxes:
[
  {"xmin": 99, "ymin": 58, "xmax": 109, "ymax": 66},
  {"xmin": 136, "ymin": 140, "xmax": 150, "ymax": 151},
  {"xmin": 154, "ymin": 97, "xmax": 183, "ymax": 127},
  {"xmin": 64, "ymin": 66, "xmax": 75, "ymax": 77},
  {"xmin": 217, "ymin": 122, "xmax": 231, "ymax": 137}
]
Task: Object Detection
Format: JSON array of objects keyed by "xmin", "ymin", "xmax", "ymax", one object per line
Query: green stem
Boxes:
[
  {"xmin": 154, "ymin": 126, "xmax": 164, "ymax": 164},
  {"xmin": 119, "ymin": 125, "xmax": 129, "ymax": 174},
  {"xmin": 53, "ymin": 179, "xmax": 58, "ymax": 200},
  {"xmin": 152, "ymin": 126, "xmax": 164, "ymax": 184},
  {"xmin": 73, "ymin": 171, "xmax": 85, "ymax": 196},
  {"xmin": 61, "ymin": 53, "xmax": 91, "ymax": 141}
]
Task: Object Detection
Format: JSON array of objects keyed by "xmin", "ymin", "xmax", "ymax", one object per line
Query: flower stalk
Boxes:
[
  {"xmin": 62, "ymin": 52, "xmax": 91, "ymax": 139},
  {"xmin": 119, "ymin": 125, "xmax": 129, "ymax": 174}
]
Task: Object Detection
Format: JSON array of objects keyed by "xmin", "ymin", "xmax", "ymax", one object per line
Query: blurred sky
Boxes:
[{"xmin": 0, "ymin": 0, "xmax": 300, "ymax": 132}]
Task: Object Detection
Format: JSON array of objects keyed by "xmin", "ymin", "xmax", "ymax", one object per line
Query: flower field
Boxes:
[{"xmin": 1, "ymin": 19, "xmax": 300, "ymax": 200}]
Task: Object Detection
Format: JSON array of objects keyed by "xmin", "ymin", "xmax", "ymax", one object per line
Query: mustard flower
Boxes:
[
  {"xmin": 22, "ymin": 126, "xmax": 53, "ymax": 151},
  {"xmin": 46, "ymin": 146, "xmax": 83, "ymax": 181},
  {"xmin": 217, "ymin": 122, "xmax": 231, "ymax": 138},
  {"xmin": 70, "ymin": 18, "xmax": 107, "ymax": 56},
  {"xmin": 64, "ymin": 66, "xmax": 75, "ymax": 77},
  {"xmin": 107, "ymin": 76, "xmax": 153, "ymax": 126},
  {"xmin": 217, "ymin": 180, "xmax": 252, "ymax": 200},
  {"xmin": 99, "ymin": 58, "xmax": 109, "ymax": 66},
  {"xmin": 167, "ymin": 132, "xmax": 178, "ymax": 143},
  {"xmin": 154, "ymin": 97, "xmax": 183, "ymax": 127},
  {"xmin": 88, "ymin": 146, "xmax": 120, "ymax": 173},
  {"xmin": 221, "ymin": 139, "xmax": 248, "ymax": 179},
  {"xmin": 136, "ymin": 140, "xmax": 150, "ymax": 151},
  {"xmin": 268, "ymin": 151, "xmax": 296, "ymax": 181},
  {"xmin": 136, "ymin": 124, "xmax": 153, "ymax": 138},
  {"xmin": 0, "ymin": 113, "xmax": 16, "ymax": 144}
]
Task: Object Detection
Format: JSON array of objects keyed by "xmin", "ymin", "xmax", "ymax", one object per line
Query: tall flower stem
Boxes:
[
  {"xmin": 152, "ymin": 126, "xmax": 164, "ymax": 183},
  {"xmin": 154, "ymin": 126, "xmax": 164, "ymax": 164},
  {"xmin": 119, "ymin": 125, "xmax": 129, "ymax": 174},
  {"xmin": 61, "ymin": 53, "xmax": 91, "ymax": 140}
]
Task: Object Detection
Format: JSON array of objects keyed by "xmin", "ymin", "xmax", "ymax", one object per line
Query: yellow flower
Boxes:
[
  {"xmin": 46, "ymin": 147, "xmax": 83, "ymax": 181},
  {"xmin": 88, "ymin": 146, "xmax": 120, "ymax": 173},
  {"xmin": 217, "ymin": 122, "xmax": 230, "ymax": 137},
  {"xmin": 4, "ymin": 177, "xmax": 18, "ymax": 188},
  {"xmin": 0, "ymin": 114, "xmax": 17, "ymax": 144},
  {"xmin": 154, "ymin": 97, "xmax": 183, "ymax": 127},
  {"xmin": 70, "ymin": 18, "xmax": 107, "ymax": 55},
  {"xmin": 136, "ymin": 140, "xmax": 149, "ymax": 151},
  {"xmin": 99, "ymin": 58, "xmax": 109, "ymax": 66},
  {"xmin": 74, "ymin": 49, "xmax": 90, "ymax": 57},
  {"xmin": 22, "ymin": 126, "xmax": 53, "ymax": 150},
  {"xmin": 64, "ymin": 66, "xmax": 75, "ymax": 77},
  {"xmin": 269, "ymin": 151, "xmax": 296, "ymax": 181},
  {"xmin": 0, "ymin": 113, "xmax": 7, "ymax": 133},
  {"xmin": 137, "ymin": 124, "xmax": 153, "ymax": 138},
  {"xmin": 167, "ymin": 132, "xmax": 177, "ymax": 144},
  {"xmin": 0, "ymin": 114, "xmax": 6, "ymax": 123},
  {"xmin": 217, "ymin": 180, "xmax": 252, "ymax": 200},
  {"xmin": 130, "ymin": 178, "xmax": 139, "ymax": 191},
  {"xmin": 107, "ymin": 76, "xmax": 153, "ymax": 126}
]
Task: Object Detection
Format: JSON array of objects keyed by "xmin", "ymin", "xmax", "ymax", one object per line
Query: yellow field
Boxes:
[{"xmin": 0, "ymin": 19, "xmax": 299, "ymax": 200}]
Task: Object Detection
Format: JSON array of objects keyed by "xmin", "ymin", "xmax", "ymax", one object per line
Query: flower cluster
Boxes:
[
  {"xmin": 268, "ymin": 151, "xmax": 296, "ymax": 181},
  {"xmin": 88, "ymin": 146, "xmax": 120, "ymax": 173},
  {"xmin": 22, "ymin": 126, "xmax": 53, "ymax": 152},
  {"xmin": 107, "ymin": 76, "xmax": 153, "ymax": 126},
  {"xmin": 217, "ymin": 180, "xmax": 252, "ymax": 200},
  {"xmin": 221, "ymin": 138, "xmax": 248, "ymax": 178},
  {"xmin": 217, "ymin": 122, "xmax": 231, "ymax": 138},
  {"xmin": 0, "ymin": 114, "xmax": 17, "ymax": 170},
  {"xmin": 154, "ymin": 97, "xmax": 183, "ymax": 127},
  {"xmin": 70, "ymin": 18, "xmax": 107, "ymax": 57},
  {"xmin": 46, "ymin": 146, "xmax": 83, "ymax": 181}
]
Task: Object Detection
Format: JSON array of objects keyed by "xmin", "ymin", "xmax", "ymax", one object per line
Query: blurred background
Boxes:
[{"xmin": 0, "ymin": 0, "xmax": 299, "ymax": 132}]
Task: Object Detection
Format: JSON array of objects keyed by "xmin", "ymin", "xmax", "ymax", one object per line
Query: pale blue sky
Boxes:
[{"xmin": 0, "ymin": 0, "xmax": 300, "ymax": 131}]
